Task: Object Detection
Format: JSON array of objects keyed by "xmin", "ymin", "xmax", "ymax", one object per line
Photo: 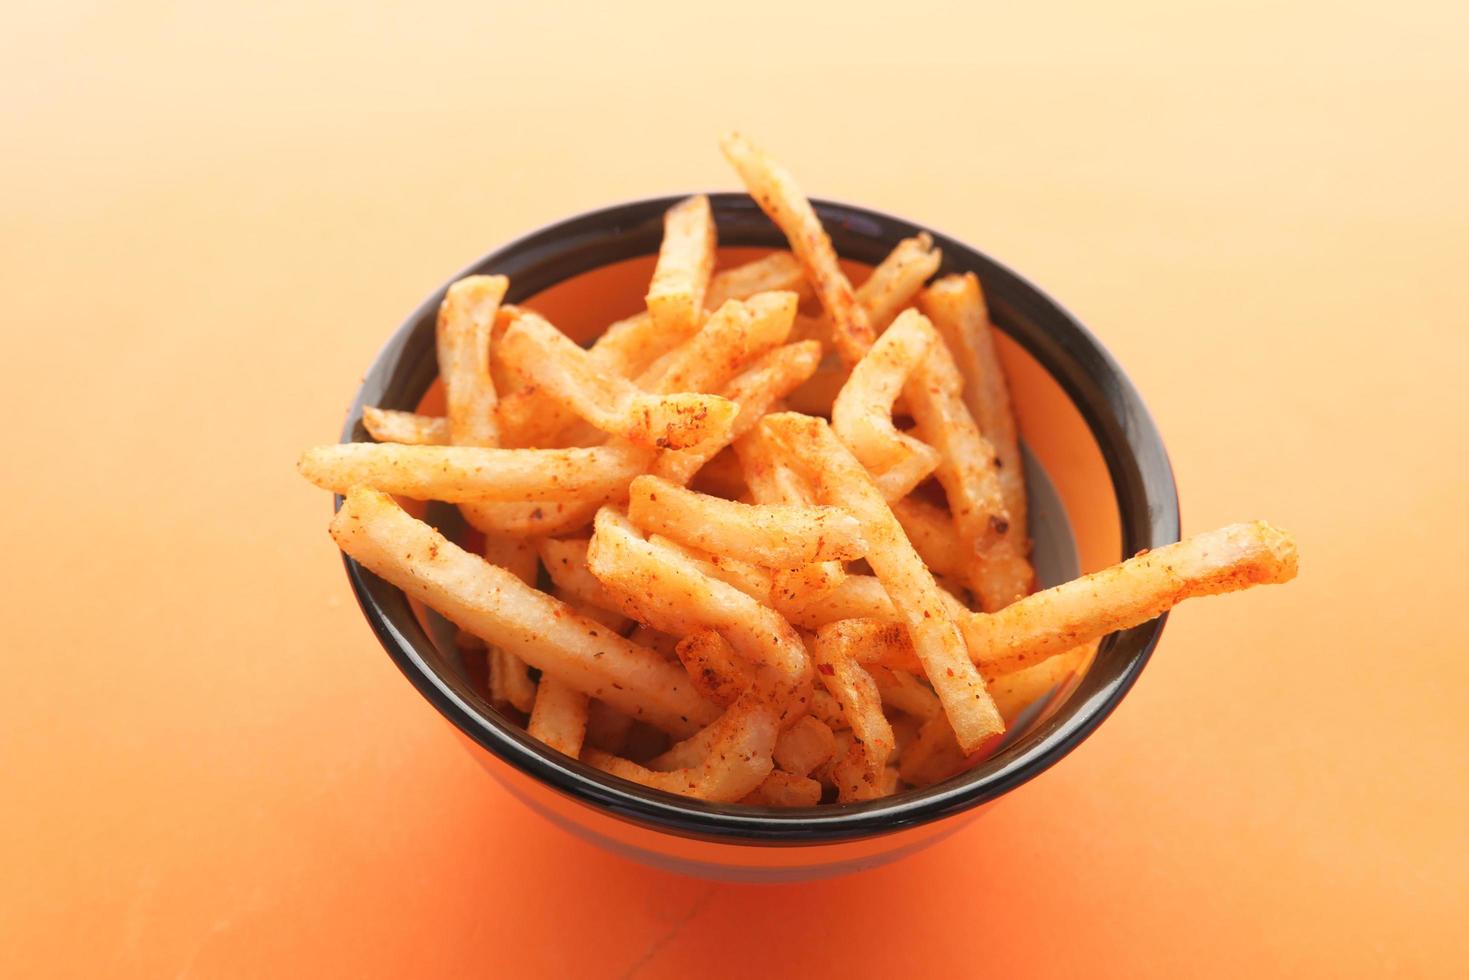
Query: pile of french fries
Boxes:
[{"xmin": 300, "ymin": 134, "xmax": 1299, "ymax": 807}]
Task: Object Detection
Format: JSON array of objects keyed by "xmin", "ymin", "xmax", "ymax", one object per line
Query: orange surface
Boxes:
[{"xmin": 3, "ymin": 3, "xmax": 1466, "ymax": 976}]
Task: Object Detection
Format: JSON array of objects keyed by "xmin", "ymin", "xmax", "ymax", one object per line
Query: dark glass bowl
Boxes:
[{"xmin": 334, "ymin": 193, "xmax": 1179, "ymax": 867}]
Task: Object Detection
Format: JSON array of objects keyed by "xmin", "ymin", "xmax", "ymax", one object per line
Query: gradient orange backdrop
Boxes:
[{"xmin": 3, "ymin": 2, "xmax": 1466, "ymax": 977}]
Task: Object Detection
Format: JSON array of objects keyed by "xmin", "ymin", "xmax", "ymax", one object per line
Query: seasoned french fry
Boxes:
[
  {"xmin": 705, "ymin": 251, "xmax": 810, "ymax": 309},
  {"xmin": 584, "ymin": 691, "xmax": 777, "ymax": 803},
  {"xmin": 297, "ymin": 442, "xmax": 652, "ymax": 503},
  {"xmin": 741, "ymin": 770, "xmax": 823, "ymax": 807},
  {"xmin": 652, "ymin": 340, "xmax": 822, "ymax": 486},
  {"xmin": 628, "ymin": 624, "xmax": 680, "ymax": 661},
  {"xmin": 636, "ymin": 291, "xmax": 798, "ymax": 395},
  {"xmin": 770, "ymin": 560, "xmax": 845, "ymax": 607},
  {"xmin": 537, "ymin": 537, "xmax": 632, "ymax": 633},
  {"xmin": 329, "ymin": 487, "xmax": 716, "ymax": 736},
  {"xmin": 719, "ymin": 132, "xmax": 874, "ymax": 364},
  {"xmin": 813, "ymin": 621, "xmax": 895, "ymax": 789},
  {"xmin": 460, "ymin": 498, "xmax": 602, "ymax": 538},
  {"xmin": 892, "ymin": 497, "xmax": 965, "ymax": 580},
  {"xmin": 646, "ymin": 195, "xmax": 717, "ymax": 340},
  {"xmin": 963, "ymin": 521, "xmax": 1299, "ymax": 671},
  {"xmin": 869, "ymin": 665, "xmax": 942, "ymax": 720},
  {"xmin": 828, "ymin": 740, "xmax": 883, "ymax": 802},
  {"xmin": 898, "ymin": 715, "xmax": 969, "ymax": 788},
  {"xmin": 527, "ymin": 676, "xmax": 589, "ymax": 757},
  {"xmin": 772, "ymin": 715, "xmax": 838, "ymax": 777},
  {"xmin": 498, "ymin": 310, "xmax": 737, "ymax": 449},
  {"xmin": 831, "ymin": 310, "xmax": 942, "ymax": 499},
  {"xmin": 628, "ymin": 475, "xmax": 867, "ymax": 568},
  {"xmin": 483, "ymin": 534, "xmax": 539, "ymax": 713},
  {"xmin": 362, "ymin": 407, "xmax": 449, "ymax": 446},
  {"xmin": 809, "ymin": 688, "xmax": 848, "ymax": 731},
  {"xmin": 858, "ymin": 233, "xmax": 942, "ymax": 331},
  {"xmin": 761, "ymin": 412, "xmax": 1003, "ymax": 752},
  {"xmin": 675, "ymin": 629, "xmax": 753, "ymax": 707},
  {"xmin": 775, "ymin": 575, "xmax": 971, "ymax": 634},
  {"xmin": 586, "ymin": 508, "xmax": 811, "ymax": 724},
  {"xmin": 987, "ymin": 645, "xmax": 1091, "ymax": 726},
  {"xmin": 436, "ymin": 275, "xmax": 507, "ymax": 448},
  {"xmin": 645, "ymin": 533, "xmax": 773, "ymax": 603}
]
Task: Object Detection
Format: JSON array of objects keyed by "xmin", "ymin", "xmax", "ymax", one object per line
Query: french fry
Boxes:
[
  {"xmin": 962, "ymin": 521, "xmax": 1299, "ymax": 672},
  {"xmin": 774, "ymin": 570, "xmax": 969, "ymax": 637},
  {"xmin": 920, "ymin": 273, "xmax": 1033, "ymax": 608},
  {"xmin": 770, "ymin": 561, "xmax": 845, "ymax": 607},
  {"xmin": 898, "ymin": 716, "xmax": 968, "ymax": 788},
  {"xmin": 646, "ymin": 195, "xmax": 717, "ymax": 340},
  {"xmin": 987, "ymin": 645, "xmax": 1092, "ymax": 726},
  {"xmin": 675, "ymin": 629, "xmax": 753, "ymax": 706},
  {"xmin": 813, "ymin": 621, "xmax": 895, "ymax": 790},
  {"xmin": 527, "ymin": 676, "xmax": 589, "ymax": 757},
  {"xmin": 891, "ymin": 497, "xmax": 965, "ymax": 580},
  {"xmin": 828, "ymin": 740, "xmax": 884, "ymax": 802},
  {"xmin": 328, "ymin": 487, "xmax": 716, "ymax": 736},
  {"xmin": 498, "ymin": 310, "xmax": 737, "ymax": 450},
  {"xmin": 628, "ymin": 624, "xmax": 680, "ymax": 661},
  {"xmin": 858, "ymin": 233, "xmax": 942, "ymax": 331},
  {"xmin": 869, "ymin": 665, "xmax": 942, "ymax": 720},
  {"xmin": 741, "ymin": 770, "xmax": 823, "ymax": 807},
  {"xmin": 809, "ymin": 688, "xmax": 848, "ymax": 731},
  {"xmin": 537, "ymin": 537, "xmax": 632, "ymax": 633},
  {"xmin": 636, "ymin": 291, "xmax": 798, "ymax": 395},
  {"xmin": 436, "ymin": 275, "xmax": 507, "ymax": 448},
  {"xmin": 645, "ymin": 533, "xmax": 774, "ymax": 603},
  {"xmin": 761, "ymin": 413, "xmax": 1003, "ymax": 752},
  {"xmin": 719, "ymin": 132, "xmax": 874, "ymax": 364},
  {"xmin": 772, "ymin": 715, "xmax": 838, "ymax": 777},
  {"xmin": 460, "ymin": 499, "xmax": 602, "ymax": 538},
  {"xmin": 586, "ymin": 508, "xmax": 812, "ymax": 724},
  {"xmin": 584, "ymin": 691, "xmax": 777, "ymax": 803},
  {"xmin": 483, "ymin": 534, "xmax": 538, "ymax": 713},
  {"xmin": 831, "ymin": 310, "xmax": 942, "ymax": 499},
  {"xmin": 362, "ymin": 407, "xmax": 449, "ymax": 446},
  {"xmin": 297, "ymin": 442, "xmax": 652, "ymax": 503},
  {"xmin": 705, "ymin": 251, "xmax": 810, "ymax": 309},
  {"xmin": 652, "ymin": 340, "xmax": 822, "ymax": 486},
  {"xmin": 628, "ymin": 475, "xmax": 868, "ymax": 568}
]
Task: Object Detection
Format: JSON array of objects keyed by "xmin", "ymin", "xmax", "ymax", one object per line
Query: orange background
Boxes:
[{"xmin": 3, "ymin": 2, "xmax": 1466, "ymax": 976}]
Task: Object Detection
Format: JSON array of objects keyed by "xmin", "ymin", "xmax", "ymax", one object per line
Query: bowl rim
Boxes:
[{"xmin": 336, "ymin": 192, "xmax": 1181, "ymax": 845}]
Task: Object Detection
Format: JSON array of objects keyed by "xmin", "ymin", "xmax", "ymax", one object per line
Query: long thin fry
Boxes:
[
  {"xmin": 719, "ymin": 132, "xmax": 873, "ymax": 364},
  {"xmin": 813, "ymin": 621, "xmax": 895, "ymax": 791},
  {"xmin": 437, "ymin": 275, "xmax": 507, "ymax": 448},
  {"xmin": 362, "ymin": 407, "xmax": 449, "ymax": 446},
  {"xmin": 761, "ymin": 412, "xmax": 1003, "ymax": 752},
  {"xmin": 674, "ymin": 629, "xmax": 753, "ymax": 707},
  {"xmin": 705, "ymin": 251, "xmax": 810, "ymax": 309},
  {"xmin": 646, "ymin": 194, "xmax": 717, "ymax": 339},
  {"xmin": 795, "ymin": 233, "xmax": 945, "ymax": 346},
  {"xmin": 329, "ymin": 487, "xmax": 716, "ymax": 736},
  {"xmin": 483, "ymin": 534, "xmax": 538, "ymax": 713},
  {"xmin": 636, "ymin": 291, "xmax": 798, "ymax": 395},
  {"xmin": 741, "ymin": 770, "xmax": 822, "ymax": 807},
  {"xmin": 987, "ymin": 645, "xmax": 1092, "ymax": 726},
  {"xmin": 527, "ymin": 677, "xmax": 589, "ymax": 757},
  {"xmin": 537, "ymin": 537, "xmax": 632, "ymax": 634},
  {"xmin": 892, "ymin": 497, "xmax": 965, "ymax": 580}
]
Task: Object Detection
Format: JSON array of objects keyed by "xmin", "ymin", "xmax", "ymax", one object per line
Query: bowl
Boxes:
[{"xmin": 336, "ymin": 193, "xmax": 1179, "ymax": 882}]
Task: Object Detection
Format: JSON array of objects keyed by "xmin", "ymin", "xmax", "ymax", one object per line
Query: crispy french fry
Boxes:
[
  {"xmin": 832, "ymin": 310, "xmax": 942, "ymax": 499},
  {"xmin": 741, "ymin": 770, "xmax": 823, "ymax": 807},
  {"xmin": 646, "ymin": 195, "xmax": 717, "ymax": 340},
  {"xmin": 646, "ymin": 533, "xmax": 773, "ymax": 602},
  {"xmin": 298, "ymin": 442, "xmax": 652, "ymax": 503},
  {"xmin": 858, "ymin": 233, "xmax": 942, "ymax": 331},
  {"xmin": 653, "ymin": 340, "xmax": 822, "ymax": 486},
  {"xmin": 809, "ymin": 688, "xmax": 848, "ymax": 731},
  {"xmin": 498, "ymin": 310, "xmax": 737, "ymax": 449},
  {"xmin": 828, "ymin": 740, "xmax": 883, "ymax": 802},
  {"xmin": 706, "ymin": 251, "xmax": 810, "ymax": 309},
  {"xmin": 719, "ymin": 132, "xmax": 874, "ymax": 364},
  {"xmin": 329, "ymin": 487, "xmax": 716, "ymax": 736},
  {"xmin": 770, "ymin": 561, "xmax": 845, "ymax": 607},
  {"xmin": 628, "ymin": 624, "xmax": 680, "ymax": 660},
  {"xmin": 813, "ymin": 621, "xmax": 895, "ymax": 789},
  {"xmin": 675, "ymin": 629, "xmax": 753, "ymax": 707},
  {"xmin": 628, "ymin": 475, "xmax": 867, "ymax": 568},
  {"xmin": 775, "ymin": 575, "xmax": 971, "ymax": 634},
  {"xmin": 362, "ymin": 407, "xmax": 449, "ymax": 446},
  {"xmin": 586, "ymin": 508, "xmax": 811, "ymax": 724},
  {"xmin": 537, "ymin": 537, "xmax": 632, "ymax": 633},
  {"xmin": 636, "ymin": 291, "xmax": 798, "ymax": 395},
  {"xmin": 920, "ymin": 273, "xmax": 1033, "ymax": 608},
  {"xmin": 963, "ymin": 521, "xmax": 1299, "ymax": 671},
  {"xmin": 772, "ymin": 715, "xmax": 838, "ymax": 777},
  {"xmin": 761, "ymin": 413, "xmax": 1003, "ymax": 752},
  {"xmin": 869, "ymin": 665, "xmax": 942, "ymax": 720},
  {"xmin": 527, "ymin": 676, "xmax": 589, "ymax": 757},
  {"xmin": 483, "ymin": 534, "xmax": 538, "ymax": 713},
  {"xmin": 987, "ymin": 645, "xmax": 1091, "ymax": 726},
  {"xmin": 584, "ymin": 691, "xmax": 776, "ymax": 803},
  {"xmin": 436, "ymin": 275, "xmax": 507, "ymax": 448},
  {"xmin": 892, "ymin": 497, "xmax": 964, "ymax": 580}
]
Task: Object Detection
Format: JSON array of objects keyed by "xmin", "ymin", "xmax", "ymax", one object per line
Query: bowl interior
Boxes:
[{"xmin": 339, "ymin": 194, "xmax": 1178, "ymax": 843}]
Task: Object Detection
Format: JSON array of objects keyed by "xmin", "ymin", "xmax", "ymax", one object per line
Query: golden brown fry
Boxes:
[
  {"xmin": 705, "ymin": 251, "xmax": 810, "ymax": 309},
  {"xmin": 831, "ymin": 310, "xmax": 942, "ymax": 500},
  {"xmin": 964, "ymin": 521, "xmax": 1299, "ymax": 671},
  {"xmin": 460, "ymin": 499, "xmax": 602, "ymax": 538},
  {"xmin": 869, "ymin": 665, "xmax": 942, "ymax": 720},
  {"xmin": 770, "ymin": 561, "xmax": 845, "ymax": 607},
  {"xmin": 584, "ymin": 691, "xmax": 776, "ymax": 803},
  {"xmin": 645, "ymin": 534, "xmax": 773, "ymax": 603},
  {"xmin": 297, "ymin": 442, "xmax": 652, "ymax": 503},
  {"xmin": 636, "ymin": 291, "xmax": 798, "ymax": 395},
  {"xmin": 483, "ymin": 534, "xmax": 538, "ymax": 713},
  {"xmin": 628, "ymin": 624, "xmax": 680, "ymax": 660},
  {"xmin": 741, "ymin": 770, "xmax": 823, "ymax": 807},
  {"xmin": 628, "ymin": 475, "xmax": 867, "ymax": 568},
  {"xmin": 898, "ymin": 715, "xmax": 969, "ymax": 788},
  {"xmin": 858, "ymin": 233, "xmax": 942, "ymax": 331},
  {"xmin": 772, "ymin": 715, "xmax": 838, "ymax": 777},
  {"xmin": 329, "ymin": 487, "xmax": 716, "ymax": 736},
  {"xmin": 527, "ymin": 676, "xmax": 589, "ymax": 757},
  {"xmin": 587, "ymin": 508, "xmax": 812, "ymax": 724},
  {"xmin": 719, "ymin": 132, "xmax": 873, "ymax": 364},
  {"xmin": 776, "ymin": 575, "xmax": 970, "ymax": 634},
  {"xmin": 362, "ymin": 407, "xmax": 449, "ymax": 446},
  {"xmin": 761, "ymin": 413, "xmax": 1002, "ymax": 752},
  {"xmin": 891, "ymin": 497, "xmax": 965, "ymax": 580},
  {"xmin": 537, "ymin": 537, "xmax": 633, "ymax": 634},
  {"xmin": 813, "ymin": 621, "xmax": 895, "ymax": 790},
  {"xmin": 436, "ymin": 275, "xmax": 507, "ymax": 448},
  {"xmin": 646, "ymin": 195, "xmax": 717, "ymax": 340},
  {"xmin": 987, "ymin": 645, "xmax": 1092, "ymax": 726},
  {"xmin": 499, "ymin": 310, "xmax": 737, "ymax": 449},
  {"xmin": 809, "ymin": 688, "xmax": 848, "ymax": 731},
  {"xmin": 653, "ymin": 340, "xmax": 821, "ymax": 486},
  {"xmin": 674, "ymin": 629, "xmax": 753, "ymax": 707}
]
